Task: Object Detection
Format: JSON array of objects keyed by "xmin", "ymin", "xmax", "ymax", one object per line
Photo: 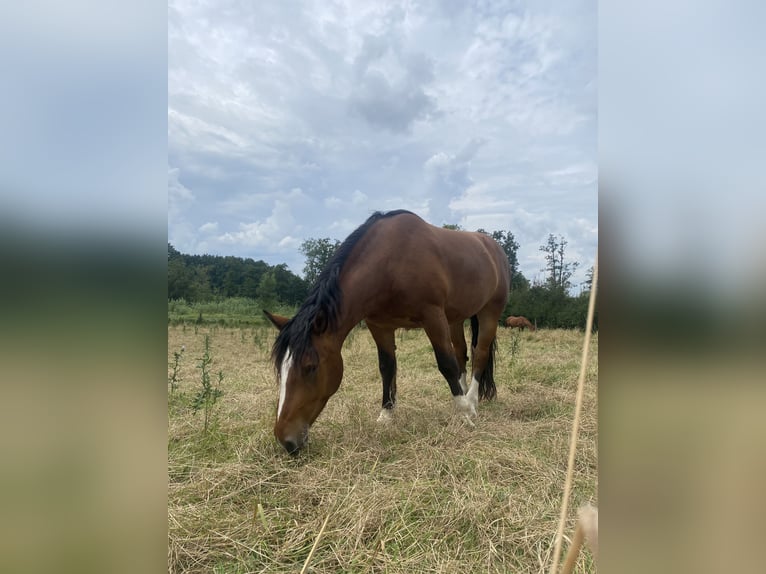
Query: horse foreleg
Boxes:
[
  {"xmin": 449, "ymin": 321, "xmax": 469, "ymax": 393},
  {"xmin": 368, "ymin": 323, "xmax": 397, "ymax": 423}
]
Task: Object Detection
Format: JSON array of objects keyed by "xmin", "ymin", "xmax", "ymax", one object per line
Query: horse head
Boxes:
[{"xmin": 264, "ymin": 310, "xmax": 344, "ymax": 454}]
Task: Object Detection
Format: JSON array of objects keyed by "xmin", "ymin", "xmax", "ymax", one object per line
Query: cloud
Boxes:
[
  {"xmin": 423, "ymin": 138, "xmax": 487, "ymax": 224},
  {"xmin": 324, "ymin": 196, "xmax": 343, "ymax": 208},
  {"xmin": 544, "ymin": 162, "xmax": 598, "ymax": 188},
  {"xmin": 351, "ymin": 190, "xmax": 368, "ymax": 205},
  {"xmin": 348, "ymin": 31, "xmax": 440, "ymax": 133},
  {"xmin": 218, "ymin": 187, "xmax": 309, "ymax": 216},
  {"xmin": 349, "ymin": 71, "xmax": 438, "ymax": 132},
  {"xmin": 217, "ymin": 200, "xmax": 299, "ymax": 250},
  {"xmin": 328, "ymin": 218, "xmax": 357, "ymax": 235},
  {"xmin": 448, "ymin": 183, "xmax": 516, "ymax": 213},
  {"xmin": 168, "ymin": 167, "xmax": 193, "ymax": 205},
  {"xmin": 168, "ymin": 109, "xmax": 250, "ymax": 158},
  {"xmin": 324, "ymin": 190, "xmax": 369, "ymax": 210},
  {"xmin": 168, "ymin": 166, "xmax": 195, "ymax": 245},
  {"xmin": 198, "ymin": 221, "xmax": 218, "ymax": 233},
  {"xmin": 278, "ymin": 235, "xmax": 301, "ymax": 249}
]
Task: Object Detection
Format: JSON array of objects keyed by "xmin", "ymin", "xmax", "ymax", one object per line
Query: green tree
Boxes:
[
  {"xmin": 222, "ymin": 257, "xmax": 245, "ymax": 297},
  {"xmin": 442, "ymin": 223, "xmax": 463, "ymax": 231},
  {"xmin": 490, "ymin": 230, "xmax": 519, "ymax": 274},
  {"xmin": 241, "ymin": 259, "xmax": 269, "ymax": 299},
  {"xmin": 539, "ymin": 234, "xmax": 579, "ymax": 292},
  {"xmin": 168, "ymin": 258, "xmax": 193, "ymax": 300},
  {"xmin": 272, "ymin": 263, "xmax": 309, "ymax": 305},
  {"xmin": 168, "ymin": 244, "xmax": 308, "ymax": 305},
  {"xmin": 257, "ymin": 270, "xmax": 278, "ymax": 310},
  {"xmin": 192, "ymin": 266, "xmax": 213, "ymax": 301},
  {"xmin": 300, "ymin": 237, "xmax": 340, "ymax": 286},
  {"xmin": 511, "ymin": 272, "xmax": 530, "ymax": 292},
  {"xmin": 582, "ymin": 265, "xmax": 595, "ymax": 294},
  {"xmin": 168, "ymin": 243, "xmax": 182, "ymax": 261}
]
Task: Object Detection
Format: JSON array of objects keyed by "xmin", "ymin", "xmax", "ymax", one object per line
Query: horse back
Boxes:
[{"xmin": 340, "ymin": 213, "xmax": 509, "ymax": 323}]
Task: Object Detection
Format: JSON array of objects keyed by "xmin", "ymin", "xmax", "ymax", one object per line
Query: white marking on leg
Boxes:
[
  {"xmin": 467, "ymin": 376, "xmax": 479, "ymax": 409},
  {"xmin": 277, "ymin": 349, "xmax": 292, "ymax": 420},
  {"xmin": 453, "ymin": 377, "xmax": 480, "ymax": 426},
  {"xmin": 453, "ymin": 395, "xmax": 476, "ymax": 426},
  {"xmin": 377, "ymin": 408, "xmax": 394, "ymax": 423},
  {"xmin": 459, "ymin": 372, "xmax": 467, "ymax": 394}
]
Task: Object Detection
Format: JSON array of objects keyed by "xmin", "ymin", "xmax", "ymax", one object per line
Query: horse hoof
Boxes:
[
  {"xmin": 377, "ymin": 409, "xmax": 393, "ymax": 423},
  {"xmin": 453, "ymin": 395, "xmax": 478, "ymax": 425}
]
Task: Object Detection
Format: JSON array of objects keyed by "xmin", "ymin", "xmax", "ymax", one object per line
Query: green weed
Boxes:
[{"xmin": 191, "ymin": 334, "xmax": 224, "ymax": 434}]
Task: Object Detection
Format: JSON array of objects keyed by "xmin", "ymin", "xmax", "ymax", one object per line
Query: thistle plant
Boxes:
[
  {"xmin": 192, "ymin": 335, "xmax": 224, "ymax": 433},
  {"xmin": 509, "ymin": 330, "xmax": 521, "ymax": 365},
  {"xmin": 168, "ymin": 346, "xmax": 184, "ymax": 394}
]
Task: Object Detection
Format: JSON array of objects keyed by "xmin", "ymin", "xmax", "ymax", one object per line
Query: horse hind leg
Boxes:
[
  {"xmin": 470, "ymin": 309, "xmax": 501, "ymax": 401},
  {"xmin": 422, "ymin": 308, "xmax": 477, "ymax": 424}
]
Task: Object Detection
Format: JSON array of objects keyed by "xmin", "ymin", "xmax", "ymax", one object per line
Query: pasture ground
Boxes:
[{"xmin": 168, "ymin": 323, "xmax": 598, "ymax": 573}]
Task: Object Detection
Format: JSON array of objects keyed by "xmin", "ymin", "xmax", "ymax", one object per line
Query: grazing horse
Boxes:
[
  {"xmin": 264, "ymin": 210, "xmax": 511, "ymax": 454},
  {"xmin": 504, "ymin": 315, "xmax": 536, "ymax": 331}
]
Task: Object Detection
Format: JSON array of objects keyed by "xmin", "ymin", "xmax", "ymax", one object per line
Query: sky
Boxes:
[{"xmin": 168, "ymin": 0, "xmax": 597, "ymax": 291}]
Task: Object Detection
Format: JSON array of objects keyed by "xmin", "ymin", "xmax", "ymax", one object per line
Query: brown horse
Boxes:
[
  {"xmin": 504, "ymin": 315, "xmax": 536, "ymax": 331},
  {"xmin": 264, "ymin": 210, "xmax": 511, "ymax": 454}
]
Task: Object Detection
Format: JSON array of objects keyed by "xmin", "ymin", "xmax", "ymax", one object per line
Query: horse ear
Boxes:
[{"xmin": 263, "ymin": 310, "xmax": 290, "ymax": 331}]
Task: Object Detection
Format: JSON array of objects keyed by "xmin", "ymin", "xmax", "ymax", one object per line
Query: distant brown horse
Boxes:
[
  {"xmin": 264, "ymin": 210, "xmax": 511, "ymax": 454},
  {"xmin": 504, "ymin": 315, "xmax": 536, "ymax": 331}
]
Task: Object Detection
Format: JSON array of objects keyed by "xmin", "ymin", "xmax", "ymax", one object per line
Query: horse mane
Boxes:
[{"xmin": 272, "ymin": 209, "xmax": 416, "ymax": 373}]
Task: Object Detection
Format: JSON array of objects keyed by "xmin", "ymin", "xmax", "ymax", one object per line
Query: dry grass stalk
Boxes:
[
  {"xmin": 300, "ymin": 513, "xmax": 331, "ymax": 574},
  {"xmin": 549, "ymin": 258, "xmax": 598, "ymax": 574},
  {"xmin": 560, "ymin": 505, "xmax": 598, "ymax": 574}
]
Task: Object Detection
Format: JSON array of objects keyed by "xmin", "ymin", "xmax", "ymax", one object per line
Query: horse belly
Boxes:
[{"xmin": 364, "ymin": 310, "xmax": 424, "ymax": 330}]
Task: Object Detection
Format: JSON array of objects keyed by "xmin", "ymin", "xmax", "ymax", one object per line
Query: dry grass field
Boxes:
[{"xmin": 168, "ymin": 322, "xmax": 597, "ymax": 573}]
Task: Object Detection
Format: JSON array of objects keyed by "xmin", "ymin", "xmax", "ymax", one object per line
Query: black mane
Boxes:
[{"xmin": 272, "ymin": 209, "xmax": 415, "ymax": 372}]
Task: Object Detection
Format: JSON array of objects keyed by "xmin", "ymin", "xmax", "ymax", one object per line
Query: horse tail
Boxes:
[
  {"xmin": 470, "ymin": 314, "xmax": 479, "ymax": 348},
  {"xmin": 469, "ymin": 315, "xmax": 497, "ymax": 401}
]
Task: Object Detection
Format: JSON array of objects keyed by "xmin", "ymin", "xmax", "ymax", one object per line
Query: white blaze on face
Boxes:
[{"xmin": 277, "ymin": 349, "xmax": 293, "ymax": 420}]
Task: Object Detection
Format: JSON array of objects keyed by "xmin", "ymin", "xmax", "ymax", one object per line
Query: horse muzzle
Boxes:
[{"xmin": 276, "ymin": 424, "xmax": 308, "ymax": 455}]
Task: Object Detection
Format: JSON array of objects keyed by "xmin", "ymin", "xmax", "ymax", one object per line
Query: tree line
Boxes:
[
  {"xmin": 169, "ymin": 227, "xmax": 596, "ymax": 330},
  {"xmin": 168, "ymin": 244, "xmax": 309, "ymax": 307}
]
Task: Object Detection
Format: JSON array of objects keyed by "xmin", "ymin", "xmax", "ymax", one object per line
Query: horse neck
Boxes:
[
  {"xmin": 332, "ymin": 305, "xmax": 363, "ymax": 345},
  {"xmin": 332, "ymin": 278, "xmax": 368, "ymax": 342}
]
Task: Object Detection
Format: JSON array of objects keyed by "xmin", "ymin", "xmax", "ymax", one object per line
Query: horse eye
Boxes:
[{"xmin": 302, "ymin": 363, "xmax": 317, "ymax": 377}]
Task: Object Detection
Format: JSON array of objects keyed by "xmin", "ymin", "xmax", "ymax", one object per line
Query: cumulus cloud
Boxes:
[
  {"xmin": 423, "ymin": 138, "xmax": 487, "ymax": 224},
  {"xmin": 351, "ymin": 190, "xmax": 367, "ymax": 204},
  {"xmin": 324, "ymin": 190, "xmax": 369, "ymax": 210},
  {"xmin": 168, "ymin": 166, "xmax": 195, "ymax": 246},
  {"xmin": 168, "ymin": 167, "xmax": 193, "ymax": 207},
  {"xmin": 217, "ymin": 200, "xmax": 298, "ymax": 249},
  {"xmin": 198, "ymin": 221, "xmax": 218, "ymax": 233},
  {"xmin": 544, "ymin": 162, "xmax": 598, "ymax": 188},
  {"xmin": 324, "ymin": 196, "xmax": 343, "ymax": 209},
  {"xmin": 348, "ymin": 38, "xmax": 440, "ymax": 132}
]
